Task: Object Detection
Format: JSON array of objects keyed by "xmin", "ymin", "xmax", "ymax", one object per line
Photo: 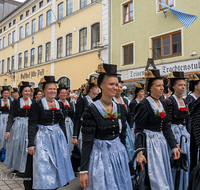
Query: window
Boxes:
[
  {"xmin": 58, "ymin": 2, "xmax": 64, "ymax": 20},
  {"xmin": 32, "ymin": 19, "xmax": 36, "ymax": 33},
  {"xmin": 0, "ymin": 29, "xmax": 2, "ymax": 34},
  {"xmin": 26, "ymin": 10, "xmax": 29, "ymax": 17},
  {"xmin": 2, "ymin": 60, "xmax": 4, "ymax": 74},
  {"xmin": 25, "ymin": 23, "xmax": 29, "ymax": 37},
  {"xmin": 152, "ymin": 31, "xmax": 181, "ymax": 59},
  {"xmin": 80, "ymin": 0, "xmax": 87, "ymax": 8},
  {"xmin": 46, "ymin": 10, "xmax": 51, "ymax": 26},
  {"xmin": 57, "ymin": 77, "xmax": 70, "ymax": 88},
  {"xmin": 13, "ymin": 19, "xmax": 16, "ymax": 25},
  {"xmin": 159, "ymin": 0, "xmax": 173, "ymax": 10},
  {"xmin": 12, "ymin": 30, "xmax": 16, "ymax": 43},
  {"xmin": 3, "ymin": 37, "xmax": 5, "ymax": 48},
  {"xmin": 24, "ymin": 51, "xmax": 28, "ymax": 68},
  {"xmin": 19, "ymin": 26, "xmax": 23, "ymax": 40},
  {"xmin": 0, "ymin": 39, "xmax": 1, "ymax": 50},
  {"xmin": 32, "ymin": 5, "xmax": 36, "ymax": 13},
  {"xmin": 30, "ymin": 48, "xmax": 35, "ymax": 66},
  {"xmin": 7, "ymin": 58, "xmax": 10, "ymax": 72},
  {"xmin": 123, "ymin": 1, "xmax": 133, "ymax": 24},
  {"xmin": 79, "ymin": 28, "xmax": 87, "ymax": 52},
  {"xmin": 39, "ymin": 15, "xmax": 43, "ymax": 30},
  {"xmin": 18, "ymin": 53, "xmax": 22, "ymax": 69},
  {"xmin": 57, "ymin": 37, "xmax": 63, "ymax": 58},
  {"xmin": 123, "ymin": 43, "xmax": 133, "ymax": 65},
  {"xmin": 66, "ymin": 0, "xmax": 73, "ymax": 15},
  {"xmin": 8, "ymin": 33, "xmax": 11, "ymax": 46},
  {"xmin": 91, "ymin": 23, "xmax": 100, "ymax": 49},
  {"xmin": 47, "ymin": 0, "xmax": 51, "ymax": 2},
  {"xmin": 11, "ymin": 56, "xmax": 15, "ymax": 71},
  {"xmin": 66, "ymin": 34, "xmax": 72, "ymax": 56},
  {"xmin": 9, "ymin": 22, "xmax": 11, "ymax": 28},
  {"xmin": 91, "ymin": 0, "xmax": 97, "ymax": 2},
  {"xmin": 20, "ymin": 14, "xmax": 23, "ymax": 20},
  {"xmin": 39, "ymin": 1, "xmax": 43, "ymax": 8},
  {"xmin": 3, "ymin": 26, "xmax": 6, "ymax": 31},
  {"xmin": 46, "ymin": 42, "xmax": 51, "ymax": 61},
  {"xmin": 38, "ymin": 46, "xmax": 43, "ymax": 64}
]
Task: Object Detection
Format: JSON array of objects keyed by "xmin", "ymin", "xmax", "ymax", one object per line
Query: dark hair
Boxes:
[
  {"xmin": 189, "ymin": 80, "xmax": 200, "ymax": 92},
  {"xmin": 34, "ymin": 90, "xmax": 42, "ymax": 98},
  {"xmin": 133, "ymin": 88, "xmax": 144, "ymax": 99},
  {"xmin": 19, "ymin": 86, "xmax": 31, "ymax": 97},
  {"xmin": 168, "ymin": 78, "xmax": 185, "ymax": 94},
  {"xmin": 145, "ymin": 78, "xmax": 155, "ymax": 92}
]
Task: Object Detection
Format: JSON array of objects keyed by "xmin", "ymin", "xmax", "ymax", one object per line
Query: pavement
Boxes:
[{"xmin": 0, "ymin": 162, "xmax": 83, "ymax": 190}]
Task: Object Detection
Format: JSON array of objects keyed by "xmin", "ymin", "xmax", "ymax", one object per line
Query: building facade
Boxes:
[
  {"xmin": 0, "ymin": 0, "xmax": 109, "ymax": 90},
  {"xmin": 111, "ymin": 0, "xmax": 200, "ymax": 96}
]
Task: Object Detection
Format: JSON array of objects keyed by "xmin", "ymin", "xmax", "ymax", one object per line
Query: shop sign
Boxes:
[
  {"xmin": 20, "ymin": 69, "xmax": 44, "ymax": 80},
  {"xmin": 127, "ymin": 59, "xmax": 200, "ymax": 79}
]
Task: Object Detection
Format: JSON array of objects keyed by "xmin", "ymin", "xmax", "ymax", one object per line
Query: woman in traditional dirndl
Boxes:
[
  {"xmin": 113, "ymin": 77, "xmax": 135, "ymax": 162},
  {"xmin": 10, "ymin": 88, "xmax": 19, "ymax": 101},
  {"xmin": 165, "ymin": 71, "xmax": 190, "ymax": 190},
  {"xmin": 0, "ymin": 86, "xmax": 11, "ymax": 150},
  {"xmin": 128, "ymin": 82, "xmax": 144, "ymax": 130},
  {"xmin": 25, "ymin": 76, "xmax": 74, "ymax": 190},
  {"xmin": 186, "ymin": 72, "xmax": 200, "ymax": 173},
  {"xmin": 4, "ymin": 81, "xmax": 32, "ymax": 176},
  {"xmin": 135, "ymin": 69, "xmax": 180, "ymax": 190},
  {"xmin": 57, "ymin": 83, "xmax": 74, "ymax": 155},
  {"xmin": 71, "ymin": 76, "xmax": 99, "ymax": 151},
  {"xmin": 80, "ymin": 63, "xmax": 132, "ymax": 190}
]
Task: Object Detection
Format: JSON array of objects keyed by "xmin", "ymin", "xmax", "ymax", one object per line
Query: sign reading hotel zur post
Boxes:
[{"xmin": 20, "ymin": 69, "xmax": 44, "ymax": 80}]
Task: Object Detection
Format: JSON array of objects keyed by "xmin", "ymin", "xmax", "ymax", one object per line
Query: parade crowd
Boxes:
[{"xmin": 0, "ymin": 63, "xmax": 199, "ymax": 190}]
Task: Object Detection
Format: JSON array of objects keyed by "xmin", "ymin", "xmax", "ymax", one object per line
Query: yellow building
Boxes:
[{"xmin": 0, "ymin": 0, "xmax": 109, "ymax": 90}]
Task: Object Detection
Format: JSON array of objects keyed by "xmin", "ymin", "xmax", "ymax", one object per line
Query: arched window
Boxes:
[
  {"xmin": 30, "ymin": 82, "xmax": 35, "ymax": 88},
  {"xmin": 58, "ymin": 2, "xmax": 64, "ymax": 20},
  {"xmin": 57, "ymin": 77, "xmax": 70, "ymax": 89},
  {"xmin": 91, "ymin": 23, "xmax": 100, "ymax": 49}
]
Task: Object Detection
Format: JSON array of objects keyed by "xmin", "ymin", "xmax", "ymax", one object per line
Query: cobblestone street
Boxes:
[{"xmin": 0, "ymin": 163, "xmax": 83, "ymax": 190}]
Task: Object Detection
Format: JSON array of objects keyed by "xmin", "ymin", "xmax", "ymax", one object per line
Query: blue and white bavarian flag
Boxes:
[{"xmin": 160, "ymin": 3, "xmax": 197, "ymax": 28}]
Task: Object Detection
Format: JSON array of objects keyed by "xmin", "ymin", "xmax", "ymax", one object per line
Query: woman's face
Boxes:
[
  {"xmin": 35, "ymin": 91, "xmax": 42, "ymax": 100},
  {"xmin": 59, "ymin": 89, "xmax": 67, "ymax": 100},
  {"xmin": 116, "ymin": 82, "xmax": 123, "ymax": 96},
  {"xmin": 22, "ymin": 87, "xmax": 31, "ymax": 99},
  {"xmin": 44, "ymin": 83, "xmax": 57, "ymax": 99},
  {"xmin": 90, "ymin": 85, "xmax": 99, "ymax": 96},
  {"xmin": 100, "ymin": 75, "xmax": 118, "ymax": 98},
  {"xmin": 2, "ymin": 90, "xmax": 9, "ymax": 99},
  {"xmin": 150, "ymin": 79, "xmax": 164, "ymax": 98},
  {"xmin": 12, "ymin": 92, "xmax": 19, "ymax": 99},
  {"xmin": 137, "ymin": 89, "xmax": 145, "ymax": 100},
  {"xmin": 173, "ymin": 79, "xmax": 185, "ymax": 95},
  {"xmin": 195, "ymin": 81, "xmax": 200, "ymax": 92}
]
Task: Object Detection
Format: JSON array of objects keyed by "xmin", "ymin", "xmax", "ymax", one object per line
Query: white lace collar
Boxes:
[{"xmin": 41, "ymin": 98, "xmax": 60, "ymax": 110}]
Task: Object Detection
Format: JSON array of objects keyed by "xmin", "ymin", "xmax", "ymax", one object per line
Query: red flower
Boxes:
[
  {"xmin": 123, "ymin": 104, "xmax": 126, "ymax": 108},
  {"xmin": 3, "ymin": 104, "xmax": 9, "ymax": 108},
  {"xmin": 179, "ymin": 107, "xmax": 188, "ymax": 112},
  {"xmin": 159, "ymin": 112, "xmax": 166, "ymax": 119},
  {"xmin": 65, "ymin": 105, "xmax": 70, "ymax": 108},
  {"xmin": 50, "ymin": 107, "xmax": 57, "ymax": 111},
  {"xmin": 23, "ymin": 105, "xmax": 30, "ymax": 109},
  {"xmin": 108, "ymin": 114, "xmax": 115, "ymax": 119}
]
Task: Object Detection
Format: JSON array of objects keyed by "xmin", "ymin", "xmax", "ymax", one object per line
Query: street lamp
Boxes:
[{"xmin": 5, "ymin": 70, "xmax": 15, "ymax": 81}]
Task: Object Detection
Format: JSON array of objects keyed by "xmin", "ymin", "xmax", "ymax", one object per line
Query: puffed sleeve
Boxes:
[
  {"xmin": 59, "ymin": 102, "xmax": 67, "ymax": 140},
  {"xmin": 6, "ymin": 99, "xmax": 17, "ymax": 132},
  {"xmin": 73, "ymin": 97, "xmax": 85, "ymax": 138},
  {"xmin": 28, "ymin": 101, "xmax": 39, "ymax": 147},
  {"xmin": 128, "ymin": 100, "xmax": 137, "ymax": 128},
  {"xmin": 80, "ymin": 105, "xmax": 97, "ymax": 171},
  {"xmin": 162, "ymin": 102, "xmax": 177, "ymax": 150},
  {"xmin": 134, "ymin": 102, "xmax": 148, "ymax": 150}
]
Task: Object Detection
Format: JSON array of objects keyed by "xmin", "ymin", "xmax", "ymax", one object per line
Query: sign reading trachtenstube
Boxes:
[{"xmin": 20, "ymin": 69, "xmax": 44, "ymax": 80}]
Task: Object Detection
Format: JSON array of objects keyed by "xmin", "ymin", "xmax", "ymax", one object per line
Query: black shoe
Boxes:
[
  {"xmin": 12, "ymin": 170, "xmax": 18, "ymax": 173},
  {"xmin": 16, "ymin": 172, "xmax": 25, "ymax": 177}
]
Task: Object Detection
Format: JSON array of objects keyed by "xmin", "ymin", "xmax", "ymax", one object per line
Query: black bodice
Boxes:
[
  {"xmin": 128, "ymin": 99, "xmax": 138, "ymax": 128},
  {"xmin": 186, "ymin": 94, "xmax": 196, "ymax": 113},
  {"xmin": 134, "ymin": 98, "xmax": 177, "ymax": 150},
  {"xmin": 0, "ymin": 98, "xmax": 11, "ymax": 114},
  {"xmin": 28, "ymin": 100, "xmax": 66, "ymax": 147},
  {"xmin": 63, "ymin": 101, "xmax": 74, "ymax": 121},
  {"xmin": 80, "ymin": 103, "xmax": 127, "ymax": 171},
  {"xmin": 6, "ymin": 98, "xmax": 31, "ymax": 132}
]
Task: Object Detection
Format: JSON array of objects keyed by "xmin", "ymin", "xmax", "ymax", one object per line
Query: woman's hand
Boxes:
[
  {"xmin": 28, "ymin": 147, "xmax": 35, "ymax": 155},
  {"xmin": 71, "ymin": 137, "xmax": 78, "ymax": 146},
  {"xmin": 177, "ymin": 145, "xmax": 184, "ymax": 153},
  {"xmin": 5, "ymin": 133, "xmax": 10, "ymax": 140},
  {"xmin": 172, "ymin": 148, "xmax": 180, "ymax": 160},
  {"xmin": 131, "ymin": 128, "xmax": 134, "ymax": 135},
  {"xmin": 80, "ymin": 173, "xmax": 88, "ymax": 189},
  {"xmin": 136, "ymin": 151, "xmax": 147, "ymax": 171}
]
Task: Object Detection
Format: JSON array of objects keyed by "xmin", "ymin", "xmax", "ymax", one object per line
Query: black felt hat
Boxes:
[
  {"xmin": 167, "ymin": 71, "xmax": 186, "ymax": 79},
  {"xmin": 39, "ymin": 76, "xmax": 58, "ymax": 84},
  {"xmin": 145, "ymin": 69, "xmax": 162, "ymax": 79},
  {"xmin": 32, "ymin": 88, "xmax": 41, "ymax": 93},
  {"xmin": 57, "ymin": 84, "xmax": 68, "ymax": 91},
  {"xmin": 118, "ymin": 77, "xmax": 124, "ymax": 83},
  {"xmin": 0, "ymin": 86, "xmax": 10, "ymax": 94},
  {"xmin": 18, "ymin": 81, "xmax": 31, "ymax": 87},
  {"xmin": 96, "ymin": 63, "xmax": 120, "ymax": 76},
  {"xmin": 11, "ymin": 88, "xmax": 18, "ymax": 93}
]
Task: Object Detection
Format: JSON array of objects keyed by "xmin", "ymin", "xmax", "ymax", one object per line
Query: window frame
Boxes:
[
  {"xmin": 19, "ymin": 26, "xmax": 23, "ymax": 40},
  {"xmin": 7, "ymin": 57, "xmax": 10, "ymax": 72},
  {"xmin": 152, "ymin": 30, "xmax": 181, "ymax": 60},
  {"xmin": 32, "ymin": 5, "xmax": 36, "ymax": 13},
  {"xmin": 79, "ymin": 27, "xmax": 87, "ymax": 52},
  {"xmin": 80, "ymin": 0, "xmax": 87, "ymax": 9},
  {"xmin": 0, "ymin": 39, "xmax": 1, "ymax": 50},
  {"xmin": 24, "ymin": 50, "xmax": 28, "ymax": 68},
  {"xmin": 123, "ymin": 43, "xmax": 134, "ymax": 65},
  {"xmin": 46, "ymin": 10, "xmax": 52, "ymax": 26},
  {"xmin": 18, "ymin": 53, "xmax": 22, "ymax": 69},
  {"xmin": 38, "ymin": 14, "xmax": 43, "ymax": 30},
  {"xmin": 57, "ymin": 37, "xmax": 63, "ymax": 58},
  {"xmin": 25, "ymin": 23, "xmax": 29, "ymax": 37},
  {"xmin": 66, "ymin": 0, "xmax": 73, "ymax": 15},
  {"xmin": 45, "ymin": 42, "xmax": 51, "ymax": 62},
  {"xmin": 1, "ymin": 60, "xmax": 4, "ymax": 74},
  {"xmin": 20, "ymin": 14, "xmax": 23, "ymax": 21},
  {"xmin": 32, "ymin": 19, "xmax": 36, "ymax": 34},
  {"xmin": 39, "ymin": 1, "xmax": 43, "ymax": 8},
  {"xmin": 26, "ymin": 10, "xmax": 29, "ymax": 17},
  {"xmin": 11, "ymin": 56, "xmax": 15, "ymax": 71},
  {"xmin": 9, "ymin": 22, "xmax": 11, "ymax": 28},
  {"xmin": 38, "ymin": 45, "xmax": 43, "ymax": 64},
  {"xmin": 3, "ymin": 37, "xmax": 5, "ymax": 48},
  {"xmin": 58, "ymin": 2, "xmax": 64, "ymax": 20},
  {"xmin": 12, "ymin": 30, "xmax": 16, "ymax": 43},
  {"xmin": 159, "ymin": 0, "xmax": 174, "ymax": 11},
  {"xmin": 123, "ymin": 1, "xmax": 133, "ymax": 24},
  {"xmin": 30, "ymin": 48, "xmax": 35, "ymax": 66},
  {"xmin": 66, "ymin": 33, "xmax": 72, "ymax": 56},
  {"xmin": 91, "ymin": 23, "xmax": 100, "ymax": 49},
  {"xmin": 13, "ymin": 19, "xmax": 16, "ymax": 25},
  {"xmin": 8, "ymin": 33, "xmax": 11, "ymax": 46}
]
